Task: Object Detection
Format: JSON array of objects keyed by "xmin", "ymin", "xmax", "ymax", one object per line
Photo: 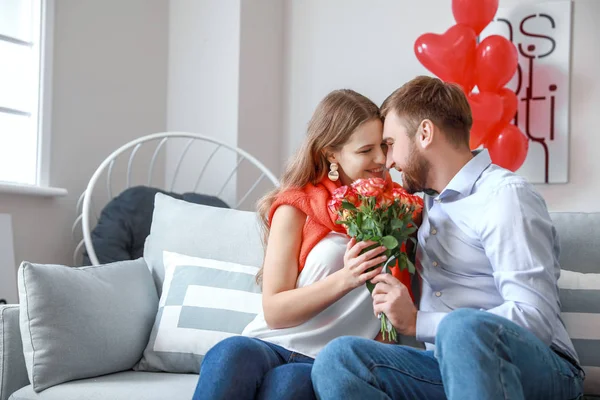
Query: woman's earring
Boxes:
[{"xmin": 328, "ymin": 162, "xmax": 339, "ymax": 181}]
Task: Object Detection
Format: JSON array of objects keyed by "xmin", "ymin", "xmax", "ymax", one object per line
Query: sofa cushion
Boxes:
[
  {"xmin": 1, "ymin": 305, "xmax": 29, "ymax": 400},
  {"xmin": 8, "ymin": 371, "xmax": 197, "ymax": 400},
  {"xmin": 558, "ymin": 269, "xmax": 600, "ymax": 395},
  {"xmin": 143, "ymin": 193, "xmax": 264, "ymax": 295},
  {"xmin": 82, "ymin": 186, "xmax": 228, "ymax": 266},
  {"xmin": 17, "ymin": 259, "xmax": 158, "ymax": 392},
  {"xmin": 550, "ymin": 212, "xmax": 600, "ymax": 274},
  {"xmin": 135, "ymin": 251, "xmax": 262, "ymax": 373}
]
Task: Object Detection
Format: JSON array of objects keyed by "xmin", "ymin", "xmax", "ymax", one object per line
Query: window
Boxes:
[{"xmin": 0, "ymin": 0, "xmax": 52, "ymax": 188}]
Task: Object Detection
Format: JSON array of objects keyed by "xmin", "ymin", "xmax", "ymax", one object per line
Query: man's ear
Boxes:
[{"xmin": 419, "ymin": 119, "xmax": 435, "ymax": 149}]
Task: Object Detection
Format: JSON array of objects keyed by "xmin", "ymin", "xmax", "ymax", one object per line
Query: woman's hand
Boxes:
[{"xmin": 337, "ymin": 238, "xmax": 387, "ymax": 293}]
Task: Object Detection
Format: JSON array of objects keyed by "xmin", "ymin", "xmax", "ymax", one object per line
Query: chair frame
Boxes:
[{"xmin": 73, "ymin": 132, "xmax": 279, "ymax": 266}]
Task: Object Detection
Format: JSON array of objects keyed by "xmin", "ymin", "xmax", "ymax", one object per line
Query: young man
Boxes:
[{"xmin": 312, "ymin": 76, "xmax": 584, "ymax": 399}]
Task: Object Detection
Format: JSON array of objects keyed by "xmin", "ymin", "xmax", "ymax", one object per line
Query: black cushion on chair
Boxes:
[{"xmin": 81, "ymin": 186, "xmax": 229, "ymax": 266}]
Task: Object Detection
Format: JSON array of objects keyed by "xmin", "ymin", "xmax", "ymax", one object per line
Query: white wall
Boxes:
[
  {"xmin": 282, "ymin": 0, "xmax": 600, "ymax": 212},
  {"xmin": 167, "ymin": 0, "xmax": 283, "ymax": 209},
  {"xmin": 0, "ymin": 0, "xmax": 168, "ymax": 267},
  {"xmin": 237, "ymin": 0, "xmax": 284, "ymax": 208},
  {"xmin": 3, "ymin": 0, "xmax": 596, "ymax": 270},
  {"xmin": 166, "ymin": 0, "xmax": 240, "ymax": 201}
]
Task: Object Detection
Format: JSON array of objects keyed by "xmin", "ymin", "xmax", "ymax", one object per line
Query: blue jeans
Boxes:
[
  {"xmin": 312, "ymin": 309, "xmax": 584, "ymax": 400},
  {"xmin": 192, "ymin": 336, "xmax": 316, "ymax": 400}
]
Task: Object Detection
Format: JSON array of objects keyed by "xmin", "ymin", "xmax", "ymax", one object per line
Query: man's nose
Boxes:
[{"xmin": 386, "ymin": 156, "xmax": 396, "ymax": 170}]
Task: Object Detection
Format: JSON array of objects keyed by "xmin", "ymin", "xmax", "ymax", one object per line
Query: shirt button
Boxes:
[
  {"xmin": 435, "ymin": 291, "xmax": 442, "ymax": 297},
  {"xmin": 432, "ymin": 261, "xmax": 439, "ymax": 267},
  {"xmin": 431, "ymin": 229, "xmax": 437, "ymax": 235},
  {"xmin": 434, "ymin": 198, "xmax": 441, "ymax": 203}
]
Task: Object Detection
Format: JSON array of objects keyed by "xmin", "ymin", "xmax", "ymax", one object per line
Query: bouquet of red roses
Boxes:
[{"xmin": 328, "ymin": 177, "xmax": 423, "ymax": 342}]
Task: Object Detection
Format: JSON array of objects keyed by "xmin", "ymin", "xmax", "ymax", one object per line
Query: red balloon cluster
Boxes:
[{"xmin": 413, "ymin": 0, "xmax": 528, "ymax": 172}]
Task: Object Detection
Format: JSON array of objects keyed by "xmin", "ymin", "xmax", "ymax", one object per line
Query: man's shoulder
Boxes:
[
  {"xmin": 472, "ymin": 165, "xmax": 550, "ymax": 219},
  {"xmin": 475, "ymin": 164, "xmax": 534, "ymax": 195}
]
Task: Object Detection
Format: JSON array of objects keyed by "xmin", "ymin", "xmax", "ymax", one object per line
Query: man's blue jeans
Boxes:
[
  {"xmin": 312, "ymin": 309, "xmax": 584, "ymax": 399},
  {"xmin": 192, "ymin": 336, "xmax": 316, "ymax": 400}
]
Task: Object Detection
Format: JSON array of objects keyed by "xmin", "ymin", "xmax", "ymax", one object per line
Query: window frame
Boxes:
[{"xmin": 0, "ymin": 0, "xmax": 66, "ymax": 197}]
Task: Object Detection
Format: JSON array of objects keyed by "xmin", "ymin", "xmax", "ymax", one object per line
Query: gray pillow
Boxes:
[
  {"xmin": 17, "ymin": 258, "xmax": 158, "ymax": 392},
  {"xmin": 557, "ymin": 269, "xmax": 600, "ymax": 396},
  {"xmin": 143, "ymin": 193, "xmax": 265, "ymax": 295}
]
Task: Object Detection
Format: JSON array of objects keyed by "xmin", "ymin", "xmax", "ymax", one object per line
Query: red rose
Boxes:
[
  {"xmin": 328, "ymin": 197, "xmax": 343, "ymax": 214},
  {"xmin": 332, "ymin": 185, "xmax": 360, "ymax": 206},
  {"xmin": 391, "ymin": 187, "xmax": 408, "ymax": 201},
  {"xmin": 352, "ymin": 178, "xmax": 386, "ymax": 198},
  {"xmin": 377, "ymin": 191, "xmax": 395, "ymax": 208},
  {"xmin": 412, "ymin": 195, "xmax": 424, "ymax": 211}
]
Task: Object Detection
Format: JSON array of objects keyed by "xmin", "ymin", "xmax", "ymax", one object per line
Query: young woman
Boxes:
[{"xmin": 192, "ymin": 89, "xmax": 413, "ymax": 400}]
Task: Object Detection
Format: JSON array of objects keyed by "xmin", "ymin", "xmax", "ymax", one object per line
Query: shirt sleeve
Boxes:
[
  {"xmin": 477, "ymin": 182, "xmax": 561, "ymax": 345},
  {"xmin": 416, "ymin": 311, "xmax": 449, "ymax": 344}
]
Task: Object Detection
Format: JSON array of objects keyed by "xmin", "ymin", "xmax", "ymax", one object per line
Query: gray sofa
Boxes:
[{"xmin": 1, "ymin": 212, "xmax": 599, "ymax": 399}]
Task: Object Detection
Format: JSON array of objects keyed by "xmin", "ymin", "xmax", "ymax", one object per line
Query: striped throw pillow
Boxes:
[
  {"xmin": 558, "ymin": 269, "xmax": 600, "ymax": 396},
  {"xmin": 135, "ymin": 251, "xmax": 262, "ymax": 373}
]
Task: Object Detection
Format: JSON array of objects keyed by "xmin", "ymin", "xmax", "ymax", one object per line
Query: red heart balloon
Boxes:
[
  {"xmin": 468, "ymin": 92, "xmax": 503, "ymax": 150},
  {"xmin": 414, "ymin": 24, "xmax": 477, "ymax": 92},
  {"xmin": 473, "ymin": 88, "xmax": 518, "ymax": 148},
  {"xmin": 475, "ymin": 35, "xmax": 519, "ymax": 92},
  {"xmin": 452, "ymin": 0, "xmax": 499, "ymax": 35},
  {"xmin": 490, "ymin": 88, "xmax": 518, "ymax": 136},
  {"xmin": 487, "ymin": 124, "xmax": 529, "ymax": 172}
]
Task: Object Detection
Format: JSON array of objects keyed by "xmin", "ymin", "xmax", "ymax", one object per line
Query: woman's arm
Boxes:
[{"xmin": 262, "ymin": 205, "xmax": 386, "ymax": 329}]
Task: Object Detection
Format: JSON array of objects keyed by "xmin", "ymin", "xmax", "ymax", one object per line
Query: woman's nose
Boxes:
[{"xmin": 374, "ymin": 147, "xmax": 386, "ymax": 165}]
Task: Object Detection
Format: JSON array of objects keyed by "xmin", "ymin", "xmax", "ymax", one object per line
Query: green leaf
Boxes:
[
  {"xmin": 348, "ymin": 225, "xmax": 358, "ymax": 237},
  {"xmin": 405, "ymin": 226, "xmax": 417, "ymax": 236},
  {"xmin": 361, "ymin": 219, "xmax": 374, "ymax": 230},
  {"xmin": 366, "ymin": 280, "xmax": 375, "ymax": 293},
  {"xmin": 406, "ymin": 258, "xmax": 416, "ymax": 274},
  {"xmin": 398, "ymin": 253, "xmax": 407, "ymax": 271},
  {"xmin": 390, "ymin": 219, "xmax": 404, "ymax": 230},
  {"xmin": 381, "ymin": 235, "xmax": 398, "ymax": 249},
  {"xmin": 341, "ymin": 201, "xmax": 357, "ymax": 210}
]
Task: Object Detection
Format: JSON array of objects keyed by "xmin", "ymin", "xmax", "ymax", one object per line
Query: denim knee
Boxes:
[
  {"xmin": 312, "ymin": 337, "xmax": 365, "ymax": 381},
  {"xmin": 202, "ymin": 336, "xmax": 259, "ymax": 367},
  {"xmin": 436, "ymin": 308, "xmax": 501, "ymax": 348}
]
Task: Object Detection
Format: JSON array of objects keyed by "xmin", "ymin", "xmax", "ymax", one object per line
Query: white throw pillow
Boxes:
[
  {"xmin": 557, "ymin": 269, "xmax": 600, "ymax": 395},
  {"xmin": 143, "ymin": 193, "xmax": 265, "ymax": 295},
  {"xmin": 135, "ymin": 251, "xmax": 262, "ymax": 373}
]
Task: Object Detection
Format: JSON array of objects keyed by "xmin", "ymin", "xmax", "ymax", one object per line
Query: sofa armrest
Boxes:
[{"xmin": 0, "ymin": 305, "xmax": 29, "ymax": 400}]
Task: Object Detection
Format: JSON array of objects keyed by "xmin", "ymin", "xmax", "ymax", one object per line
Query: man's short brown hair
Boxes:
[{"xmin": 381, "ymin": 76, "xmax": 473, "ymax": 148}]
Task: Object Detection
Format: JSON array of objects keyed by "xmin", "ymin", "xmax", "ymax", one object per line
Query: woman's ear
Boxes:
[{"xmin": 325, "ymin": 149, "xmax": 337, "ymax": 164}]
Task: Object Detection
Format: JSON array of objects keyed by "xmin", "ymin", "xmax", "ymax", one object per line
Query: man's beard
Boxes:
[{"xmin": 402, "ymin": 141, "xmax": 430, "ymax": 194}]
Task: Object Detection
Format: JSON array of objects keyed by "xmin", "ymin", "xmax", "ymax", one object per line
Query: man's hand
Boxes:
[{"xmin": 371, "ymin": 273, "xmax": 418, "ymax": 337}]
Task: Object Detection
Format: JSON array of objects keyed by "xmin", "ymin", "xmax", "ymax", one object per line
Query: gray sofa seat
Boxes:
[
  {"xmin": 0, "ymin": 306, "xmax": 27, "ymax": 400},
  {"xmin": 9, "ymin": 372, "xmax": 198, "ymax": 400}
]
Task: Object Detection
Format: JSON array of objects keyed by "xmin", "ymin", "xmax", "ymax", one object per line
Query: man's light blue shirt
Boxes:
[{"xmin": 416, "ymin": 149, "xmax": 578, "ymax": 362}]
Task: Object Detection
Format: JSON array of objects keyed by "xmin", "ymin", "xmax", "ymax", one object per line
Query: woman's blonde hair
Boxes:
[{"xmin": 256, "ymin": 89, "xmax": 380, "ymax": 283}]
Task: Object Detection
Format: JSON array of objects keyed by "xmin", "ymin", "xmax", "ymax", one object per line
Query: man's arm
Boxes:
[
  {"xmin": 415, "ymin": 182, "xmax": 560, "ymax": 345},
  {"xmin": 416, "ymin": 311, "xmax": 449, "ymax": 344},
  {"xmin": 478, "ymin": 182, "xmax": 560, "ymax": 345}
]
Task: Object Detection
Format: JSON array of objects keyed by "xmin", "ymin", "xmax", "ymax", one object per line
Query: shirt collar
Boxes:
[{"xmin": 438, "ymin": 149, "xmax": 492, "ymax": 199}]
